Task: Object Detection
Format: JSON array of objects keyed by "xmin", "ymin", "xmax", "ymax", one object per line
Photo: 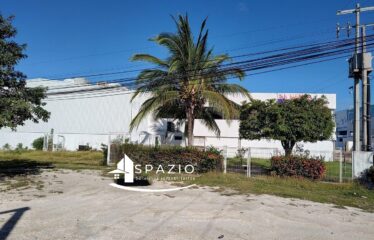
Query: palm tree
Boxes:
[{"xmin": 130, "ymin": 14, "xmax": 250, "ymax": 146}]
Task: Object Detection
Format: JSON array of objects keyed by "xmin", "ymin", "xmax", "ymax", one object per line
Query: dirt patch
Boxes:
[{"xmin": 1, "ymin": 170, "xmax": 374, "ymax": 240}]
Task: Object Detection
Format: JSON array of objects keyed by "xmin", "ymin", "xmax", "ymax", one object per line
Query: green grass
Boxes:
[
  {"xmin": 227, "ymin": 157, "xmax": 271, "ymax": 169},
  {"xmin": 0, "ymin": 150, "xmax": 107, "ymax": 170},
  {"xmin": 182, "ymin": 172, "xmax": 374, "ymax": 212},
  {"xmin": 228, "ymin": 157, "xmax": 353, "ymax": 182},
  {"xmin": 1, "ymin": 151, "xmax": 371, "ymax": 211},
  {"xmin": 252, "ymin": 158, "xmax": 271, "ymax": 169},
  {"xmin": 324, "ymin": 161, "xmax": 352, "ymax": 182}
]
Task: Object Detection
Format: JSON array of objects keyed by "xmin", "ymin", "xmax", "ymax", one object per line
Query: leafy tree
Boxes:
[
  {"xmin": 0, "ymin": 15, "xmax": 49, "ymax": 129},
  {"xmin": 239, "ymin": 95, "xmax": 334, "ymax": 156},
  {"xmin": 2, "ymin": 143, "xmax": 11, "ymax": 150},
  {"xmin": 15, "ymin": 142, "xmax": 26, "ymax": 151},
  {"xmin": 32, "ymin": 136, "xmax": 44, "ymax": 150},
  {"xmin": 130, "ymin": 14, "xmax": 249, "ymax": 146}
]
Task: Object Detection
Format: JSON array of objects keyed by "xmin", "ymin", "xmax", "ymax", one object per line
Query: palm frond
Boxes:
[
  {"xmin": 198, "ymin": 107, "xmax": 221, "ymax": 136},
  {"xmin": 130, "ymin": 14, "xmax": 248, "ymax": 137},
  {"xmin": 201, "ymin": 90, "xmax": 233, "ymax": 119},
  {"xmin": 129, "ymin": 91, "xmax": 179, "ymax": 130},
  {"xmin": 131, "ymin": 54, "xmax": 169, "ymax": 68},
  {"xmin": 214, "ymin": 83, "xmax": 251, "ymax": 99}
]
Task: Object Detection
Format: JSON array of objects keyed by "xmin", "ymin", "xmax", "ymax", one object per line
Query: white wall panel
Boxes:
[{"xmin": 0, "ymin": 80, "xmax": 337, "ymax": 154}]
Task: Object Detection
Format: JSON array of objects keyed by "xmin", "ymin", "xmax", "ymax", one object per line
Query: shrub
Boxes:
[
  {"xmin": 367, "ymin": 166, "xmax": 374, "ymax": 183},
  {"xmin": 205, "ymin": 146, "xmax": 222, "ymax": 155},
  {"xmin": 78, "ymin": 144, "xmax": 92, "ymax": 151},
  {"xmin": 32, "ymin": 137, "xmax": 44, "ymax": 150},
  {"xmin": 112, "ymin": 143, "xmax": 222, "ymax": 173},
  {"xmin": 271, "ymin": 155, "xmax": 325, "ymax": 180},
  {"xmin": 235, "ymin": 147, "xmax": 247, "ymax": 159},
  {"xmin": 359, "ymin": 166, "xmax": 374, "ymax": 189},
  {"xmin": 15, "ymin": 143, "xmax": 28, "ymax": 151},
  {"xmin": 2, "ymin": 143, "xmax": 11, "ymax": 150}
]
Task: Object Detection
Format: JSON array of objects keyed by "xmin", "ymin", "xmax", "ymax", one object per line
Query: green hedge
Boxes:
[
  {"xmin": 271, "ymin": 155, "xmax": 326, "ymax": 180},
  {"xmin": 109, "ymin": 144, "xmax": 222, "ymax": 173},
  {"xmin": 32, "ymin": 137, "xmax": 44, "ymax": 150},
  {"xmin": 359, "ymin": 166, "xmax": 374, "ymax": 189}
]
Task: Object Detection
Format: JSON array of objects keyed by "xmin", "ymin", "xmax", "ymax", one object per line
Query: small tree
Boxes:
[
  {"xmin": 0, "ymin": 15, "xmax": 50, "ymax": 129},
  {"xmin": 2, "ymin": 143, "xmax": 11, "ymax": 150},
  {"xmin": 15, "ymin": 143, "xmax": 27, "ymax": 151},
  {"xmin": 239, "ymin": 95, "xmax": 334, "ymax": 156},
  {"xmin": 129, "ymin": 15, "xmax": 248, "ymax": 146},
  {"xmin": 32, "ymin": 137, "xmax": 44, "ymax": 150}
]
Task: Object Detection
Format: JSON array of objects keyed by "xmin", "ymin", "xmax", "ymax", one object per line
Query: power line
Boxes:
[
  {"xmin": 43, "ymin": 35, "xmax": 372, "ymax": 92},
  {"xmin": 45, "ymin": 42, "xmax": 374, "ymax": 101},
  {"xmin": 30, "ymin": 28, "xmax": 335, "ymax": 81},
  {"xmin": 44, "ymin": 43, "xmax": 374, "ymax": 99},
  {"xmin": 46, "ymin": 55, "xmax": 350, "ymax": 101},
  {"xmin": 26, "ymin": 35, "xmax": 374, "ymax": 102},
  {"xmin": 26, "ymin": 18, "xmax": 336, "ymax": 68}
]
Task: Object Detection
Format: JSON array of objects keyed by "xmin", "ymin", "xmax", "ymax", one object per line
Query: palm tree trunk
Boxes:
[{"xmin": 187, "ymin": 107, "xmax": 195, "ymax": 147}]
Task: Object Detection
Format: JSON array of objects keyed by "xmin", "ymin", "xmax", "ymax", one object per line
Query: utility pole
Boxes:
[
  {"xmin": 361, "ymin": 25, "xmax": 368, "ymax": 150},
  {"xmin": 337, "ymin": 3, "xmax": 374, "ymax": 151},
  {"xmin": 361, "ymin": 24, "xmax": 374, "ymax": 151},
  {"xmin": 367, "ymin": 69, "xmax": 372, "ymax": 151}
]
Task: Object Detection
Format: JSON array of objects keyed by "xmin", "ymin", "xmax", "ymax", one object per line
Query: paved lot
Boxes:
[{"xmin": 1, "ymin": 170, "xmax": 374, "ymax": 240}]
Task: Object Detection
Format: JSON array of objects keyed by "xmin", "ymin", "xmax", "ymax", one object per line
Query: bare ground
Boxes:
[{"xmin": 1, "ymin": 169, "xmax": 374, "ymax": 240}]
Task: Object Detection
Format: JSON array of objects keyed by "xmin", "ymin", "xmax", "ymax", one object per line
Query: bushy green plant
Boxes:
[
  {"xmin": 2, "ymin": 143, "xmax": 11, "ymax": 150},
  {"xmin": 113, "ymin": 143, "xmax": 222, "ymax": 173},
  {"xmin": 359, "ymin": 166, "xmax": 374, "ymax": 189},
  {"xmin": 367, "ymin": 166, "xmax": 374, "ymax": 183},
  {"xmin": 15, "ymin": 143, "xmax": 27, "ymax": 151},
  {"xmin": 0, "ymin": 15, "xmax": 50, "ymax": 130},
  {"xmin": 235, "ymin": 147, "xmax": 247, "ymax": 159},
  {"xmin": 32, "ymin": 137, "xmax": 44, "ymax": 150},
  {"xmin": 205, "ymin": 146, "xmax": 222, "ymax": 155},
  {"xmin": 240, "ymin": 95, "xmax": 334, "ymax": 156},
  {"xmin": 271, "ymin": 155, "xmax": 326, "ymax": 180},
  {"xmin": 13, "ymin": 143, "xmax": 28, "ymax": 154}
]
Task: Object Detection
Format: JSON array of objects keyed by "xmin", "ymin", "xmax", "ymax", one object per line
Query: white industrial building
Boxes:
[{"xmin": 0, "ymin": 78, "xmax": 337, "ymax": 160}]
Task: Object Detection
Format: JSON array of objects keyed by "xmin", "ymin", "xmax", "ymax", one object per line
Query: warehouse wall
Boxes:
[{"xmin": 0, "ymin": 79, "xmax": 336, "ymax": 154}]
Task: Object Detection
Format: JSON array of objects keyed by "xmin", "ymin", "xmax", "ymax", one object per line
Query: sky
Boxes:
[{"xmin": 2, "ymin": 0, "xmax": 374, "ymax": 110}]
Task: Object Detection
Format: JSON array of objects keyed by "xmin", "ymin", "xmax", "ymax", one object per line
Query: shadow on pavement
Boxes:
[
  {"xmin": 115, "ymin": 178, "xmax": 151, "ymax": 186},
  {"xmin": 0, "ymin": 159, "xmax": 53, "ymax": 180},
  {"xmin": 0, "ymin": 207, "xmax": 30, "ymax": 240}
]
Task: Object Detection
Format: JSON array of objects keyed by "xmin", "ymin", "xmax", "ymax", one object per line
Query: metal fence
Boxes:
[{"xmin": 215, "ymin": 146, "xmax": 352, "ymax": 183}]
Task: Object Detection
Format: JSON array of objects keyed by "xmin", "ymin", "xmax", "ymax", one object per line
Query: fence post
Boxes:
[
  {"xmin": 351, "ymin": 151, "xmax": 355, "ymax": 180},
  {"xmin": 43, "ymin": 134, "xmax": 48, "ymax": 151},
  {"xmin": 339, "ymin": 147, "xmax": 343, "ymax": 183},
  {"xmin": 107, "ymin": 134, "xmax": 111, "ymax": 165},
  {"xmin": 223, "ymin": 146, "xmax": 227, "ymax": 174},
  {"xmin": 246, "ymin": 147, "xmax": 251, "ymax": 178}
]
